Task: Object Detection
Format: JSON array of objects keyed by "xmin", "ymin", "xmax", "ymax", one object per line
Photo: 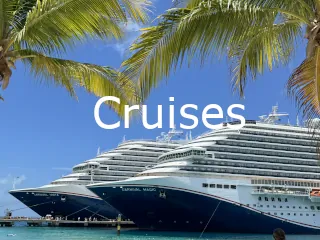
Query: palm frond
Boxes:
[
  {"xmin": 0, "ymin": 0, "xmax": 22, "ymax": 39},
  {"xmin": 186, "ymin": 0, "xmax": 313, "ymax": 19},
  {"xmin": 288, "ymin": 47, "xmax": 320, "ymax": 120},
  {"xmin": 230, "ymin": 20, "xmax": 302, "ymax": 96},
  {"xmin": 11, "ymin": 0, "xmax": 37, "ymax": 31},
  {"xmin": 17, "ymin": 49, "xmax": 139, "ymax": 116},
  {"xmin": 121, "ymin": 2, "xmax": 278, "ymax": 100},
  {"xmin": 10, "ymin": 0, "xmax": 151, "ymax": 54},
  {"xmin": 120, "ymin": 0, "xmax": 312, "ymax": 100}
]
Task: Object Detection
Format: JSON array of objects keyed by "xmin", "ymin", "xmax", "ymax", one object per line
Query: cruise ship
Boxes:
[
  {"xmin": 9, "ymin": 128, "xmax": 187, "ymax": 220},
  {"xmin": 89, "ymin": 106, "xmax": 320, "ymax": 233}
]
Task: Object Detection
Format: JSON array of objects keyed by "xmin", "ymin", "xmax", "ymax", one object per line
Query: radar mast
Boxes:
[{"xmin": 259, "ymin": 105, "xmax": 289, "ymax": 124}]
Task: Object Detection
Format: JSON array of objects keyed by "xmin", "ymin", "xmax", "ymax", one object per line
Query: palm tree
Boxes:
[
  {"xmin": 121, "ymin": 0, "xmax": 320, "ymax": 120},
  {"xmin": 0, "ymin": 0, "xmax": 150, "ymax": 115}
]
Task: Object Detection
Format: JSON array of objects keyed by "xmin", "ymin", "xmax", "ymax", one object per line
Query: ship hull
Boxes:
[
  {"xmin": 89, "ymin": 177, "xmax": 320, "ymax": 234},
  {"xmin": 10, "ymin": 185, "xmax": 120, "ymax": 220}
]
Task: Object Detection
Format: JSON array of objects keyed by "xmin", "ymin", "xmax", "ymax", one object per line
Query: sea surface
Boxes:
[{"xmin": 0, "ymin": 227, "xmax": 319, "ymax": 240}]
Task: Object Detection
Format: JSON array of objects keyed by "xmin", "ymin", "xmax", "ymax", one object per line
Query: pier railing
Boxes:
[{"xmin": 0, "ymin": 218, "xmax": 136, "ymax": 228}]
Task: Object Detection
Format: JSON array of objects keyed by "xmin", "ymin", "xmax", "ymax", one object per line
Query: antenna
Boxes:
[
  {"xmin": 122, "ymin": 135, "xmax": 126, "ymax": 142},
  {"xmin": 189, "ymin": 131, "xmax": 192, "ymax": 140},
  {"xmin": 296, "ymin": 115, "xmax": 300, "ymax": 126}
]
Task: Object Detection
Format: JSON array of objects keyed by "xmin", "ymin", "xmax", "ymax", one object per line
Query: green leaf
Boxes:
[
  {"xmin": 18, "ymin": 49, "xmax": 140, "ymax": 116},
  {"xmin": 288, "ymin": 48, "xmax": 320, "ymax": 119},
  {"xmin": 120, "ymin": 0, "xmax": 312, "ymax": 100},
  {"xmin": 230, "ymin": 20, "xmax": 301, "ymax": 96},
  {"xmin": 10, "ymin": 0, "xmax": 151, "ymax": 54}
]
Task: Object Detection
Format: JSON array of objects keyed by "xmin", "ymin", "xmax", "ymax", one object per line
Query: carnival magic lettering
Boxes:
[{"xmin": 122, "ymin": 188, "xmax": 156, "ymax": 192}]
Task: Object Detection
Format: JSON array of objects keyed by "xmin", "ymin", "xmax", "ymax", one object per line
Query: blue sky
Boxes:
[{"xmin": 0, "ymin": 1, "xmax": 307, "ymax": 216}]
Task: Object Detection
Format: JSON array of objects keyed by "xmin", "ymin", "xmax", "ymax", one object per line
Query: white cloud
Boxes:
[
  {"xmin": 0, "ymin": 175, "xmax": 30, "ymax": 216},
  {"xmin": 0, "ymin": 178, "xmax": 8, "ymax": 185},
  {"xmin": 14, "ymin": 175, "xmax": 26, "ymax": 186},
  {"xmin": 112, "ymin": 21, "xmax": 142, "ymax": 57},
  {"xmin": 0, "ymin": 174, "xmax": 26, "ymax": 187},
  {"xmin": 0, "ymin": 175, "xmax": 11, "ymax": 185}
]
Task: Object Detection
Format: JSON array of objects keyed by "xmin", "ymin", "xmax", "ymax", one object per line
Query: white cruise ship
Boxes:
[
  {"xmin": 88, "ymin": 106, "xmax": 320, "ymax": 233},
  {"xmin": 9, "ymin": 128, "xmax": 187, "ymax": 220}
]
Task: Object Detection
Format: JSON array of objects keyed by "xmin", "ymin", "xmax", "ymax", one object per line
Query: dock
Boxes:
[{"xmin": 0, "ymin": 218, "xmax": 136, "ymax": 228}]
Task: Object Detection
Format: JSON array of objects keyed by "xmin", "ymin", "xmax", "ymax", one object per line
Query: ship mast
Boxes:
[
  {"xmin": 259, "ymin": 105, "xmax": 289, "ymax": 124},
  {"xmin": 156, "ymin": 125, "xmax": 184, "ymax": 142}
]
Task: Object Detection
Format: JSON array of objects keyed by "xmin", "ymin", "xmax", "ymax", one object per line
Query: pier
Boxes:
[{"xmin": 0, "ymin": 218, "xmax": 136, "ymax": 228}]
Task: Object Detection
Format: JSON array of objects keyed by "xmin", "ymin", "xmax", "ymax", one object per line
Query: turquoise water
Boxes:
[{"xmin": 0, "ymin": 227, "xmax": 319, "ymax": 240}]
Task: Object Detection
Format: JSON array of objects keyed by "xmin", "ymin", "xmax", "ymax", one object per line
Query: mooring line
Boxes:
[
  {"xmin": 11, "ymin": 201, "xmax": 52, "ymax": 212},
  {"xmin": 66, "ymin": 206, "xmax": 90, "ymax": 218},
  {"xmin": 199, "ymin": 201, "xmax": 221, "ymax": 239},
  {"xmin": 86, "ymin": 207, "xmax": 109, "ymax": 220}
]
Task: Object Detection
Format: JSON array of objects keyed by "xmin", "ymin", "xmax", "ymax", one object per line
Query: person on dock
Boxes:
[{"xmin": 273, "ymin": 228, "xmax": 286, "ymax": 240}]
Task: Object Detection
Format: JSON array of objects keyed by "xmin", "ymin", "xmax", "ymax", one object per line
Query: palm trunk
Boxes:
[{"xmin": 0, "ymin": 58, "xmax": 12, "ymax": 90}]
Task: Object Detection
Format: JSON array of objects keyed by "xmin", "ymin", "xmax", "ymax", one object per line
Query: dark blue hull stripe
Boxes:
[
  {"xmin": 10, "ymin": 191, "xmax": 120, "ymax": 220},
  {"xmin": 90, "ymin": 183, "xmax": 320, "ymax": 233},
  {"xmin": 12, "ymin": 190, "xmax": 101, "ymax": 200}
]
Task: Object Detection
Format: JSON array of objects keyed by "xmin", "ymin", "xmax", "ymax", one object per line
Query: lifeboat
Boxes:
[{"xmin": 309, "ymin": 189, "xmax": 320, "ymax": 202}]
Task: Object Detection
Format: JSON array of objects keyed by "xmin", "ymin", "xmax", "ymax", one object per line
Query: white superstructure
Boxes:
[
  {"xmin": 89, "ymin": 106, "xmax": 320, "ymax": 233},
  {"xmin": 10, "ymin": 128, "xmax": 187, "ymax": 220}
]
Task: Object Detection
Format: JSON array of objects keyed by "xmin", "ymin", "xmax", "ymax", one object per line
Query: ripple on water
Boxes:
[{"xmin": 0, "ymin": 227, "xmax": 320, "ymax": 240}]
